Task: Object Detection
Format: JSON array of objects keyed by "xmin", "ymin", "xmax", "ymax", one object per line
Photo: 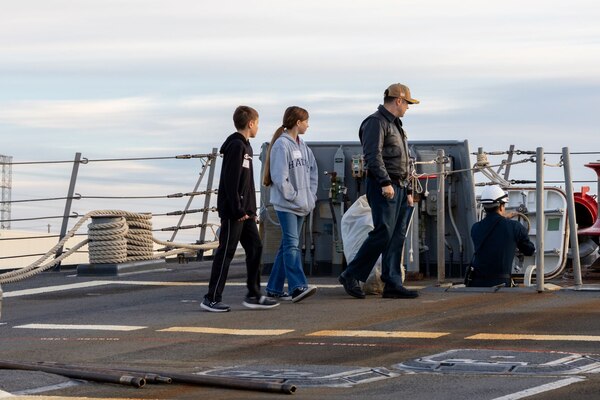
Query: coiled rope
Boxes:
[{"xmin": 0, "ymin": 210, "xmax": 218, "ymax": 284}]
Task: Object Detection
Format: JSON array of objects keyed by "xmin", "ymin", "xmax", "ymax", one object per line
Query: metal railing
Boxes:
[{"xmin": 0, "ymin": 149, "xmax": 220, "ymax": 269}]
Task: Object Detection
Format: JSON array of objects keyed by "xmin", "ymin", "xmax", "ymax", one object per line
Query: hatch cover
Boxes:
[
  {"xmin": 395, "ymin": 349, "xmax": 600, "ymax": 375},
  {"xmin": 197, "ymin": 364, "xmax": 399, "ymax": 387}
]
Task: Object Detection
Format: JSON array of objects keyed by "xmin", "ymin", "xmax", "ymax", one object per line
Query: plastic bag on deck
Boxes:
[{"xmin": 340, "ymin": 195, "xmax": 384, "ymax": 294}]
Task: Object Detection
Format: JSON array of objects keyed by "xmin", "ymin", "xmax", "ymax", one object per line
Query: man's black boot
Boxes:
[
  {"xmin": 338, "ymin": 271, "xmax": 366, "ymax": 299},
  {"xmin": 382, "ymin": 286, "xmax": 419, "ymax": 299}
]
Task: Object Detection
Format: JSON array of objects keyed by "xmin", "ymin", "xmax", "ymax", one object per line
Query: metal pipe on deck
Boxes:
[
  {"xmin": 122, "ymin": 367, "xmax": 297, "ymax": 394},
  {"xmin": 34, "ymin": 362, "xmax": 296, "ymax": 394},
  {"xmin": 0, "ymin": 360, "xmax": 146, "ymax": 388}
]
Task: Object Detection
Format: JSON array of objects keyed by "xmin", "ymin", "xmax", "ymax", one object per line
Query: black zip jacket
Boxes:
[
  {"xmin": 216, "ymin": 132, "xmax": 256, "ymax": 220},
  {"xmin": 359, "ymin": 105, "xmax": 411, "ymax": 187}
]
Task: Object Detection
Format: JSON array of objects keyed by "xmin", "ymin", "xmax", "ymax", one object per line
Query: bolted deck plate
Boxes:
[
  {"xmin": 197, "ymin": 364, "xmax": 399, "ymax": 388},
  {"xmin": 394, "ymin": 349, "xmax": 600, "ymax": 375}
]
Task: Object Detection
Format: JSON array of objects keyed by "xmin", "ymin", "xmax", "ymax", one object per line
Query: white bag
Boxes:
[{"xmin": 340, "ymin": 195, "xmax": 384, "ymax": 294}]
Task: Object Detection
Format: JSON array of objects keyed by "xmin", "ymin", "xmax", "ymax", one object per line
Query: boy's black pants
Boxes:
[{"xmin": 204, "ymin": 218, "xmax": 263, "ymax": 303}]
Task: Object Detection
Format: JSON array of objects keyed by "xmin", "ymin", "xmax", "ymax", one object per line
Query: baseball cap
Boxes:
[{"xmin": 384, "ymin": 83, "xmax": 420, "ymax": 104}]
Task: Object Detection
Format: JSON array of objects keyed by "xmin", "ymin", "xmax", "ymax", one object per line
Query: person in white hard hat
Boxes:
[{"xmin": 468, "ymin": 185, "xmax": 535, "ymax": 287}]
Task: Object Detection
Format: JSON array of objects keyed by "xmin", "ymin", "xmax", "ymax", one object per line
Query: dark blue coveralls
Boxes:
[{"xmin": 470, "ymin": 212, "xmax": 535, "ymax": 287}]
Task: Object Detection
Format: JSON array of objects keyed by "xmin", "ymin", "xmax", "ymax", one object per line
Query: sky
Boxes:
[{"xmin": 1, "ymin": 0, "xmax": 600, "ymax": 241}]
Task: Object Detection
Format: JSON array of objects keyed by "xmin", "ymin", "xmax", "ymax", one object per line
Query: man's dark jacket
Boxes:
[{"xmin": 359, "ymin": 104, "xmax": 411, "ymax": 187}]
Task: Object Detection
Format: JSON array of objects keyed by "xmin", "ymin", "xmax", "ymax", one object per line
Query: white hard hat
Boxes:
[{"xmin": 480, "ymin": 185, "xmax": 509, "ymax": 205}]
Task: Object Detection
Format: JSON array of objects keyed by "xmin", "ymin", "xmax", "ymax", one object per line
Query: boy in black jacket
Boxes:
[{"xmin": 202, "ymin": 106, "xmax": 279, "ymax": 312}]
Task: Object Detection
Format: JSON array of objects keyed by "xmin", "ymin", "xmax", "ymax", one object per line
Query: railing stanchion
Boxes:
[
  {"xmin": 562, "ymin": 147, "xmax": 583, "ymax": 287},
  {"xmin": 53, "ymin": 152, "xmax": 82, "ymax": 271},
  {"xmin": 436, "ymin": 149, "xmax": 446, "ymax": 284},
  {"xmin": 197, "ymin": 148, "xmax": 218, "ymax": 261},
  {"xmin": 535, "ymin": 147, "xmax": 545, "ymax": 292},
  {"xmin": 169, "ymin": 152, "xmax": 214, "ymax": 243}
]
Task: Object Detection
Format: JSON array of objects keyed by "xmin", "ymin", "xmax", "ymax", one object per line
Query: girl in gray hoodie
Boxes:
[{"xmin": 263, "ymin": 106, "xmax": 318, "ymax": 303}]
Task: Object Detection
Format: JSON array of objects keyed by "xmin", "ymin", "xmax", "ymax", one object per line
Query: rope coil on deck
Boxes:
[
  {"xmin": 0, "ymin": 210, "xmax": 219, "ymax": 284},
  {"xmin": 88, "ymin": 217, "xmax": 128, "ymax": 264},
  {"xmin": 124, "ymin": 213, "xmax": 154, "ymax": 262}
]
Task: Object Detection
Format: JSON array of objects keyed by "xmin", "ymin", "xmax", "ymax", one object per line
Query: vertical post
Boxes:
[
  {"xmin": 535, "ymin": 147, "xmax": 545, "ymax": 292},
  {"xmin": 168, "ymin": 150, "xmax": 215, "ymax": 243},
  {"xmin": 197, "ymin": 148, "xmax": 218, "ymax": 260},
  {"xmin": 436, "ymin": 149, "xmax": 446, "ymax": 284},
  {"xmin": 562, "ymin": 147, "xmax": 583, "ymax": 287},
  {"xmin": 53, "ymin": 152, "xmax": 82, "ymax": 270},
  {"xmin": 502, "ymin": 144, "xmax": 515, "ymax": 181},
  {"xmin": 0, "ymin": 155, "xmax": 13, "ymax": 230}
]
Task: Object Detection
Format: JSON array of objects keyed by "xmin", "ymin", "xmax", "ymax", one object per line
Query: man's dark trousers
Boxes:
[
  {"xmin": 344, "ymin": 177, "xmax": 410, "ymax": 289},
  {"xmin": 205, "ymin": 218, "xmax": 262, "ymax": 302}
]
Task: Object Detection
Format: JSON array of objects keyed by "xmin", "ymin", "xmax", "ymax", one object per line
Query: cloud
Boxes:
[
  {"xmin": 2, "ymin": 1, "xmax": 599, "ymax": 81},
  {"xmin": 2, "ymin": 0, "xmax": 600, "ymax": 236},
  {"xmin": 0, "ymin": 97, "xmax": 160, "ymax": 129}
]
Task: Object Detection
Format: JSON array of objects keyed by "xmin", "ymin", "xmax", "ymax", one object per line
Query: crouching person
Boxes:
[{"xmin": 468, "ymin": 185, "xmax": 535, "ymax": 287}]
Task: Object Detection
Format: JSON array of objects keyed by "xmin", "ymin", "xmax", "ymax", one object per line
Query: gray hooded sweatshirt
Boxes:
[{"xmin": 269, "ymin": 132, "xmax": 318, "ymax": 216}]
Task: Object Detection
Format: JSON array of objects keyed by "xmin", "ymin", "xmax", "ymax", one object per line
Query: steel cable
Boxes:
[{"xmin": 5, "ymin": 154, "xmax": 215, "ymax": 166}]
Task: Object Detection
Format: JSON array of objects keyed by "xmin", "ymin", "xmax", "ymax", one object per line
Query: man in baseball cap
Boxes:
[{"xmin": 338, "ymin": 83, "xmax": 420, "ymax": 300}]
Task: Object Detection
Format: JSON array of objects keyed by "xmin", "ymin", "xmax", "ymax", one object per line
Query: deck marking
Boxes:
[
  {"xmin": 467, "ymin": 333, "xmax": 600, "ymax": 342},
  {"xmin": 108, "ymin": 280, "xmax": 206, "ymax": 286},
  {"xmin": 307, "ymin": 330, "xmax": 449, "ymax": 339},
  {"xmin": 14, "ymin": 324, "xmax": 146, "ymax": 331},
  {"xmin": 491, "ymin": 377, "xmax": 584, "ymax": 400},
  {"xmin": 158, "ymin": 327, "xmax": 294, "ymax": 336},
  {"xmin": 3, "ymin": 281, "xmax": 112, "ymax": 297},
  {"xmin": 4, "ymin": 280, "xmax": 377, "ymax": 298},
  {"xmin": 13, "ymin": 381, "xmax": 79, "ymax": 395}
]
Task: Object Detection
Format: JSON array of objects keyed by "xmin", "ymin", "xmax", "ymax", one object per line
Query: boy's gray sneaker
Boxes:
[
  {"xmin": 201, "ymin": 298, "xmax": 231, "ymax": 312},
  {"xmin": 243, "ymin": 295, "xmax": 280, "ymax": 310}
]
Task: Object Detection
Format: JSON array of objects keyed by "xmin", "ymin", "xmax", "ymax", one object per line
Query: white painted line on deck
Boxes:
[
  {"xmin": 14, "ymin": 324, "xmax": 146, "ymax": 331},
  {"xmin": 108, "ymin": 280, "xmax": 205, "ymax": 286},
  {"xmin": 491, "ymin": 377, "xmax": 585, "ymax": 400},
  {"xmin": 466, "ymin": 333, "xmax": 600, "ymax": 342},
  {"xmin": 307, "ymin": 330, "xmax": 450, "ymax": 339},
  {"xmin": 4, "ymin": 280, "xmax": 239, "ymax": 298},
  {"xmin": 3, "ymin": 281, "xmax": 112, "ymax": 297},
  {"xmin": 307, "ymin": 284, "xmax": 425, "ymax": 289},
  {"xmin": 3, "ymin": 280, "xmax": 410, "ymax": 298},
  {"xmin": 158, "ymin": 327, "xmax": 294, "ymax": 336},
  {"xmin": 13, "ymin": 381, "xmax": 79, "ymax": 396}
]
